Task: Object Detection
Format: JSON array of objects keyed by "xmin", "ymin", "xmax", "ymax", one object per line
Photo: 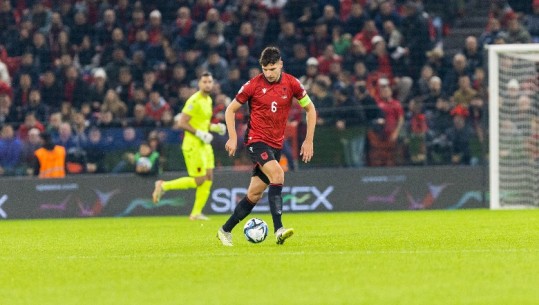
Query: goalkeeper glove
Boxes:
[
  {"xmin": 209, "ymin": 123, "xmax": 226, "ymax": 135},
  {"xmin": 195, "ymin": 129, "xmax": 213, "ymax": 144}
]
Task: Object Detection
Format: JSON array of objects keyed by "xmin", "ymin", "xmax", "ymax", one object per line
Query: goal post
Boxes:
[{"xmin": 488, "ymin": 44, "xmax": 539, "ymax": 209}]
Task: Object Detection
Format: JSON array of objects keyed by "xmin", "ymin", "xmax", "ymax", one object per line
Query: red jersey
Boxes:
[
  {"xmin": 235, "ymin": 72, "xmax": 307, "ymax": 149},
  {"xmin": 376, "ymin": 98, "xmax": 404, "ymax": 137}
]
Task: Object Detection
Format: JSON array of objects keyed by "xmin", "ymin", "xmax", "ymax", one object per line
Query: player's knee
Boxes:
[{"xmin": 247, "ymin": 191, "xmax": 264, "ymax": 203}]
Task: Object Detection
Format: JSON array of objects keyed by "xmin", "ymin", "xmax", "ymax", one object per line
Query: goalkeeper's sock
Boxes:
[
  {"xmin": 268, "ymin": 183, "xmax": 283, "ymax": 232},
  {"xmin": 162, "ymin": 177, "xmax": 197, "ymax": 191},
  {"xmin": 191, "ymin": 180, "xmax": 212, "ymax": 216},
  {"xmin": 222, "ymin": 196, "xmax": 255, "ymax": 232}
]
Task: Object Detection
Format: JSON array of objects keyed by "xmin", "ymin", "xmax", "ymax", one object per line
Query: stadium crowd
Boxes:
[{"xmin": 0, "ymin": 0, "xmax": 537, "ymax": 176}]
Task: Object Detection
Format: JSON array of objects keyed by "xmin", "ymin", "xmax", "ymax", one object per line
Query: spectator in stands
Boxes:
[
  {"xmin": 0, "ymin": 1, "xmax": 17, "ymax": 41},
  {"xmin": 343, "ymin": 3, "xmax": 369, "ymax": 36},
  {"xmin": 317, "ymin": 44, "xmax": 343, "ymax": 75},
  {"xmin": 46, "ymin": 112, "xmax": 63, "ymax": 139},
  {"xmin": 299, "ymin": 57, "xmax": 319, "ymax": 93},
  {"xmin": 140, "ymin": 68, "xmax": 163, "ymax": 96},
  {"xmin": 111, "ymin": 126, "xmax": 142, "ymax": 173},
  {"xmin": 353, "ymin": 19, "xmax": 379, "ymax": 54},
  {"xmin": 0, "ymin": 85, "xmax": 15, "ymax": 125},
  {"xmin": 0, "ymin": 124, "xmax": 23, "ymax": 176},
  {"xmin": 115, "ymin": 67, "xmax": 135, "ymax": 110},
  {"xmin": 400, "ymin": 1, "xmax": 432, "ymax": 79},
  {"xmin": 462, "ymin": 36, "xmax": 483, "ymax": 74},
  {"xmin": 382, "ymin": 20, "xmax": 403, "ymax": 53},
  {"xmin": 12, "ymin": 73, "xmax": 33, "ymax": 119},
  {"xmin": 523, "ymin": 0, "xmax": 539, "ymax": 42},
  {"xmin": 503, "ymin": 13, "xmax": 532, "ymax": 44},
  {"xmin": 230, "ymin": 45, "xmax": 258, "ymax": 82},
  {"xmin": 55, "ymin": 121, "xmax": 78, "ymax": 151},
  {"xmin": 277, "ymin": 22, "xmax": 302, "ymax": 61},
  {"xmin": 131, "ymin": 141, "xmax": 160, "ymax": 176},
  {"xmin": 144, "ymin": 88, "xmax": 171, "ymax": 122},
  {"xmin": 104, "ymin": 48, "xmax": 130, "ymax": 88},
  {"xmin": 443, "ymin": 53, "xmax": 470, "ymax": 96},
  {"xmin": 192, "ymin": 0, "xmax": 214, "ymax": 23},
  {"xmin": 125, "ymin": 103, "xmax": 157, "ymax": 129},
  {"xmin": 170, "ymin": 6, "xmax": 197, "ymax": 50},
  {"xmin": 88, "ymin": 68, "xmax": 108, "ymax": 112},
  {"xmin": 331, "ymin": 26, "xmax": 352, "ymax": 56},
  {"xmin": 94, "ymin": 9, "xmax": 120, "ymax": 53},
  {"xmin": 425, "ymin": 98, "xmax": 452, "ymax": 165},
  {"xmin": 22, "ymin": 89, "xmax": 49, "ymax": 123},
  {"xmin": 71, "ymin": 11, "xmax": 93, "ymax": 47},
  {"xmin": 21, "ymin": 127, "xmax": 43, "ymax": 175},
  {"xmin": 235, "ymin": 21, "xmax": 263, "ymax": 57},
  {"xmin": 310, "ymin": 79, "xmax": 334, "ymax": 126},
  {"xmin": 447, "ymin": 105, "xmax": 473, "ymax": 165},
  {"xmin": 220, "ymin": 67, "xmax": 245, "ymax": 98},
  {"xmin": 415, "ymin": 65, "xmax": 435, "ymax": 98},
  {"xmin": 95, "ymin": 110, "xmax": 123, "ymax": 129},
  {"xmin": 354, "ymin": 78, "xmax": 385, "ymax": 167},
  {"xmin": 479, "ymin": 17, "xmax": 503, "ymax": 47},
  {"xmin": 76, "ymin": 35, "xmax": 95, "ymax": 69},
  {"xmin": 317, "ymin": 4, "xmax": 341, "ymax": 36},
  {"xmin": 286, "ymin": 43, "xmax": 310, "ymax": 78},
  {"xmin": 146, "ymin": 10, "xmax": 165, "ymax": 46},
  {"xmin": 84, "ymin": 127, "xmax": 109, "ymax": 174},
  {"xmin": 15, "ymin": 53, "xmax": 40, "ymax": 85},
  {"xmin": 0, "ymin": 56, "xmax": 10, "ymax": 85},
  {"xmin": 100, "ymin": 89, "xmax": 128, "ymax": 121},
  {"xmin": 307, "ymin": 21, "xmax": 332, "ymax": 58},
  {"xmin": 343, "ymin": 40, "xmax": 367, "ymax": 73},
  {"xmin": 200, "ymin": 51, "xmax": 228, "ymax": 83},
  {"xmin": 62, "ymin": 65, "xmax": 89, "ymax": 110},
  {"xmin": 425, "ymin": 47, "xmax": 450, "ymax": 80},
  {"xmin": 47, "ymin": 13, "xmax": 71, "ymax": 60},
  {"xmin": 102, "ymin": 28, "xmax": 129, "ymax": 66},
  {"xmin": 405, "ymin": 97, "xmax": 428, "ymax": 165},
  {"xmin": 30, "ymin": 1, "xmax": 52, "ymax": 34},
  {"xmin": 18, "ymin": 112, "xmax": 45, "ymax": 141},
  {"xmin": 326, "ymin": 84, "xmax": 361, "ymax": 167},
  {"xmin": 452, "ymin": 75, "xmax": 477, "ymax": 108},
  {"xmin": 468, "ymin": 95, "xmax": 486, "ymax": 145},
  {"xmin": 422, "ymin": 76, "xmax": 446, "ymax": 113},
  {"xmin": 367, "ymin": 78, "xmax": 404, "ymax": 166},
  {"xmin": 30, "ymin": 31, "xmax": 52, "ymax": 71},
  {"xmin": 374, "ymin": 1, "xmax": 402, "ymax": 32},
  {"xmin": 194, "ymin": 8, "xmax": 225, "ymax": 47}
]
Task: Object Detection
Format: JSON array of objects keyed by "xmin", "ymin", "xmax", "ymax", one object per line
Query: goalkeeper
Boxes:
[{"xmin": 152, "ymin": 72, "xmax": 225, "ymax": 220}]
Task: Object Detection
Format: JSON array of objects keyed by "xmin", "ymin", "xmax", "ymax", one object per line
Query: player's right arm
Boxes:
[{"xmin": 224, "ymin": 99, "xmax": 243, "ymax": 156}]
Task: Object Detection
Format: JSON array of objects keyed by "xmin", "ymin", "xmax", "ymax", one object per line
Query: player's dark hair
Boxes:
[
  {"xmin": 259, "ymin": 47, "xmax": 281, "ymax": 66},
  {"xmin": 201, "ymin": 71, "xmax": 213, "ymax": 78}
]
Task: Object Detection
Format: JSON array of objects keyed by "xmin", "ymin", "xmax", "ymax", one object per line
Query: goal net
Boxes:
[{"xmin": 488, "ymin": 44, "xmax": 539, "ymax": 209}]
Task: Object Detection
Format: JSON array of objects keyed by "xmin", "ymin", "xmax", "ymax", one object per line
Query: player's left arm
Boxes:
[{"xmin": 300, "ymin": 98, "xmax": 316, "ymax": 163}]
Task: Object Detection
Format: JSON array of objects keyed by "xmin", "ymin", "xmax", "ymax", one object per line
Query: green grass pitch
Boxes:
[{"xmin": 1, "ymin": 209, "xmax": 538, "ymax": 305}]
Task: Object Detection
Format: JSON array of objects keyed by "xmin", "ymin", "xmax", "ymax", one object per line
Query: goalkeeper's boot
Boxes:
[
  {"xmin": 217, "ymin": 227, "xmax": 233, "ymax": 246},
  {"xmin": 152, "ymin": 180, "xmax": 165, "ymax": 204},
  {"xmin": 189, "ymin": 213, "xmax": 210, "ymax": 221},
  {"xmin": 275, "ymin": 227, "xmax": 294, "ymax": 245}
]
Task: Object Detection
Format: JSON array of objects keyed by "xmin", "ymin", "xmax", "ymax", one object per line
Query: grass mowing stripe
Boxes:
[{"xmin": 1, "ymin": 248, "xmax": 538, "ymax": 261}]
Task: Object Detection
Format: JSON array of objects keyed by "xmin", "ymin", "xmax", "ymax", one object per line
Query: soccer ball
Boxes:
[
  {"xmin": 243, "ymin": 218, "xmax": 269, "ymax": 243},
  {"xmin": 136, "ymin": 157, "xmax": 152, "ymax": 170}
]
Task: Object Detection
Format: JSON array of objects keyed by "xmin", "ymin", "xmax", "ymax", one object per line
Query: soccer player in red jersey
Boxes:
[{"xmin": 217, "ymin": 46, "xmax": 317, "ymax": 246}]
